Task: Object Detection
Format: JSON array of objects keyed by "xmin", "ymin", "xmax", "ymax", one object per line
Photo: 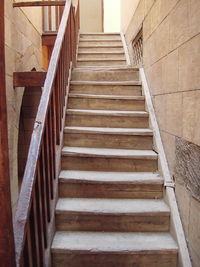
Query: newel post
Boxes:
[{"xmin": 0, "ymin": 0, "xmax": 16, "ymax": 266}]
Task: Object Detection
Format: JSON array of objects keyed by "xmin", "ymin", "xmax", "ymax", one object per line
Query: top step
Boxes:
[{"xmin": 80, "ymin": 33, "xmax": 121, "ymax": 40}]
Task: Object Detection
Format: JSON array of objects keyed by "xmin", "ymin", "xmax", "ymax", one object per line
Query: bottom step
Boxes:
[{"xmin": 52, "ymin": 231, "xmax": 178, "ymax": 267}]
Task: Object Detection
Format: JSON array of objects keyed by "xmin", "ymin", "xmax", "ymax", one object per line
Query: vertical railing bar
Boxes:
[
  {"xmin": 47, "ymin": 106, "xmax": 55, "ymax": 190},
  {"xmin": 24, "ymin": 223, "xmax": 34, "ymax": 267},
  {"xmin": 30, "ymin": 196, "xmax": 40, "ymax": 267},
  {"xmin": 41, "ymin": 141, "xmax": 51, "ymax": 221},
  {"xmin": 45, "ymin": 117, "xmax": 54, "ymax": 200},
  {"xmin": 51, "ymin": 88, "xmax": 57, "ymax": 179},
  {"xmin": 48, "ymin": 6, "xmax": 52, "ymax": 31},
  {"xmin": 35, "ymin": 167, "xmax": 45, "ymax": 265},
  {"xmin": 39, "ymin": 151, "xmax": 48, "ymax": 248},
  {"xmin": 55, "ymin": 73, "xmax": 61, "ymax": 145},
  {"xmin": 14, "ymin": 1, "xmax": 80, "ymax": 265}
]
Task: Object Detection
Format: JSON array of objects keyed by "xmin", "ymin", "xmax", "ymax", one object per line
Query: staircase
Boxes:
[{"xmin": 51, "ymin": 33, "xmax": 178, "ymax": 266}]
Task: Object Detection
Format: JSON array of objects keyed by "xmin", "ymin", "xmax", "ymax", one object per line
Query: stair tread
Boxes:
[
  {"xmin": 80, "ymin": 32, "xmax": 121, "ymax": 35},
  {"xmin": 67, "ymin": 109, "xmax": 148, "ymax": 117},
  {"xmin": 52, "ymin": 231, "xmax": 178, "ymax": 253},
  {"xmin": 68, "ymin": 94, "xmax": 144, "ymax": 100},
  {"xmin": 62, "ymin": 147, "xmax": 157, "ymax": 159},
  {"xmin": 59, "ymin": 170, "xmax": 162, "ymax": 183},
  {"xmin": 70, "ymin": 81, "xmax": 141, "ymax": 85},
  {"xmin": 79, "ymin": 44, "xmax": 123, "ymax": 47},
  {"xmin": 56, "ymin": 198, "xmax": 170, "ymax": 214},
  {"xmin": 78, "ymin": 51, "xmax": 125, "ymax": 55},
  {"xmin": 77, "ymin": 58, "xmax": 126, "ymax": 62},
  {"xmin": 73, "ymin": 66, "xmax": 138, "ymax": 71},
  {"xmin": 64, "ymin": 126, "xmax": 153, "ymax": 135},
  {"xmin": 79, "ymin": 38, "xmax": 122, "ymax": 42}
]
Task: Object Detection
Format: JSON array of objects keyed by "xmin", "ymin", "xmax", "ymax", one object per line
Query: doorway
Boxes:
[{"xmin": 103, "ymin": 0, "xmax": 121, "ymax": 33}]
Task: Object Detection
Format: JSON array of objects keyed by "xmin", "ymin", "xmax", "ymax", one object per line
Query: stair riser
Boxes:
[
  {"xmin": 56, "ymin": 213, "xmax": 170, "ymax": 232},
  {"xmin": 78, "ymin": 47, "xmax": 124, "ymax": 53},
  {"xmin": 61, "ymin": 156, "xmax": 157, "ymax": 172},
  {"xmin": 66, "ymin": 114, "xmax": 149, "ymax": 128},
  {"xmin": 80, "ymin": 34, "xmax": 121, "ymax": 40},
  {"xmin": 70, "ymin": 85, "xmax": 142, "ymax": 96},
  {"xmin": 77, "ymin": 60, "xmax": 127, "ymax": 67},
  {"xmin": 52, "ymin": 253, "xmax": 177, "ymax": 267},
  {"xmin": 78, "ymin": 53, "xmax": 125, "ymax": 59},
  {"xmin": 68, "ymin": 98, "xmax": 145, "ymax": 111},
  {"xmin": 71, "ymin": 70, "xmax": 139, "ymax": 81},
  {"xmin": 64, "ymin": 133, "xmax": 153, "ymax": 150},
  {"xmin": 79, "ymin": 41, "xmax": 123, "ymax": 46},
  {"xmin": 59, "ymin": 182, "xmax": 163, "ymax": 199}
]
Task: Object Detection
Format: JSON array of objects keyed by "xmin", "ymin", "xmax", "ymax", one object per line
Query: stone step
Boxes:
[
  {"xmin": 77, "ymin": 58, "xmax": 127, "ymax": 67},
  {"xmin": 66, "ymin": 109, "xmax": 149, "ymax": 128},
  {"xmin": 79, "ymin": 47, "xmax": 124, "ymax": 53},
  {"xmin": 80, "ymin": 33, "xmax": 121, "ymax": 40},
  {"xmin": 61, "ymin": 147, "xmax": 158, "ymax": 172},
  {"xmin": 68, "ymin": 94, "xmax": 145, "ymax": 111},
  {"xmin": 71, "ymin": 67, "xmax": 139, "ymax": 81},
  {"xmin": 70, "ymin": 82, "xmax": 142, "ymax": 96},
  {"xmin": 52, "ymin": 231, "xmax": 178, "ymax": 267},
  {"xmin": 58, "ymin": 170, "xmax": 164, "ymax": 199},
  {"xmin": 55, "ymin": 198, "xmax": 170, "ymax": 232},
  {"xmin": 79, "ymin": 39, "xmax": 123, "ymax": 46},
  {"xmin": 64, "ymin": 126, "xmax": 153, "ymax": 150},
  {"xmin": 78, "ymin": 51, "xmax": 125, "ymax": 59},
  {"xmin": 78, "ymin": 44, "xmax": 124, "ymax": 53}
]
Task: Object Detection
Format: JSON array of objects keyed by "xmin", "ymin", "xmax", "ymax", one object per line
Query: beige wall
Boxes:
[
  {"xmin": 124, "ymin": 0, "xmax": 200, "ymax": 266},
  {"xmin": 121, "ymin": 0, "xmax": 140, "ymax": 32},
  {"xmin": 80, "ymin": 0, "xmax": 103, "ymax": 32},
  {"xmin": 5, "ymin": 1, "xmax": 43, "ymax": 213}
]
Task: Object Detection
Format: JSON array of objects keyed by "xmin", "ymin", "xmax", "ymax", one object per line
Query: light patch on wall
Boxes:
[{"xmin": 104, "ymin": 0, "xmax": 121, "ymax": 32}]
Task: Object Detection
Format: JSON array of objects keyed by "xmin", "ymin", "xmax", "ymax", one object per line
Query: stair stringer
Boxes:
[{"xmin": 139, "ymin": 68, "xmax": 192, "ymax": 267}]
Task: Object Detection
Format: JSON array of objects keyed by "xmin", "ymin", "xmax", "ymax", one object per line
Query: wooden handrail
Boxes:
[
  {"xmin": 14, "ymin": 0, "xmax": 80, "ymax": 266},
  {"xmin": 13, "ymin": 1, "xmax": 65, "ymax": 7}
]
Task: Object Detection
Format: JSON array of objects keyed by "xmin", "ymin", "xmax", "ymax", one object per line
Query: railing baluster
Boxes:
[
  {"xmin": 14, "ymin": 1, "xmax": 80, "ymax": 266},
  {"xmin": 45, "ymin": 119, "xmax": 54, "ymax": 199},
  {"xmin": 39, "ymin": 153, "xmax": 48, "ymax": 247},
  {"xmin": 35, "ymin": 167, "xmax": 45, "ymax": 265},
  {"xmin": 132, "ymin": 28, "xmax": 143, "ymax": 66},
  {"xmin": 30, "ymin": 196, "xmax": 41, "ymax": 266},
  {"xmin": 55, "ymin": 73, "xmax": 61, "ymax": 145},
  {"xmin": 23, "ymin": 223, "xmax": 33, "ymax": 267}
]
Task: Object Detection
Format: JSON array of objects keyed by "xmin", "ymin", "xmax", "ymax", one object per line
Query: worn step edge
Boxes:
[
  {"xmin": 61, "ymin": 147, "xmax": 157, "ymax": 160},
  {"xmin": 73, "ymin": 66, "xmax": 139, "ymax": 72},
  {"xmin": 68, "ymin": 94, "xmax": 144, "ymax": 100},
  {"xmin": 80, "ymin": 32, "xmax": 121, "ymax": 35},
  {"xmin": 78, "ymin": 51, "xmax": 125, "ymax": 55},
  {"xmin": 70, "ymin": 81, "xmax": 141, "ymax": 86},
  {"xmin": 64, "ymin": 127, "xmax": 153, "ymax": 136},
  {"xmin": 78, "ymin": 44, "xmax": 124, "ymax": 48},
  {"xmin": 79, "ymin": 38, "xmax": 122, "ymax": 42},
  {"xmin": 66, "ymin": 109, "xmax": 148, "ymax": 117},
  {"xmin": 52, "ymin": 232, "xmax": 178, "ymax": 254},
  {"xmin": 56, "ymin": 198, "xmax": 170, "ymax": 215},
  {"xmin": 59, "ymin": 170, "xmax": 163, "ymax": 184},
  {"xmin": 77, "ymin": 58, "xmax": 126, "ymax": 62}
]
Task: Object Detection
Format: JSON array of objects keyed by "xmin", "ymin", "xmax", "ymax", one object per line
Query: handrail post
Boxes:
[{"xmin": 0, "ymin": 0, "xmax": 16, "ymax": 266}]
